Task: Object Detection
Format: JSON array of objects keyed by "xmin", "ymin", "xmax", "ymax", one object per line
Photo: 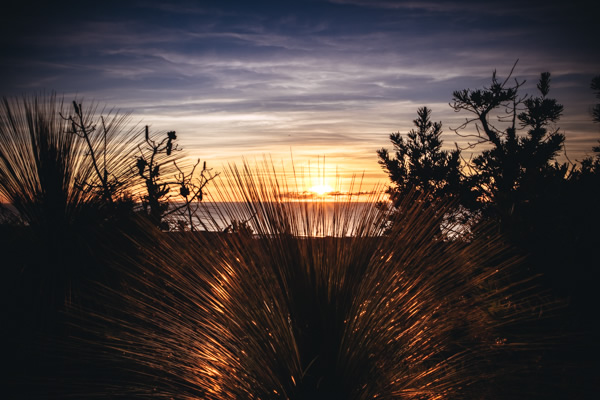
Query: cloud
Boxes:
[{"xmin": 1, "ymin": 0, "xmax": 598, "ymax": 190}]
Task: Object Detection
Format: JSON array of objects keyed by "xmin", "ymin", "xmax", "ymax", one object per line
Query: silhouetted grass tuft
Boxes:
[
  {"xmin": 67, "ymin": 161, "xmax": 554, "ymax": 399},
  {"xmin": 0, "ymin": 94, "xmax": 141, "ymax": 227},
  {"xmin": 0, "ymin": 94, "xmax": 144, "ymax": 324}
]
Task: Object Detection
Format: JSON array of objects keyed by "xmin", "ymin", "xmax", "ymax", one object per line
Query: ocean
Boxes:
[{"xmin": 167, "ymin": 201, "xmax": 385, "ymax": 237}]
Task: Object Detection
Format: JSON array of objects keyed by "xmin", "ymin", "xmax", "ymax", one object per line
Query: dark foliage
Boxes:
[
  {"xmin": 377, "ymin": 106, "xmax": 462, "ymax": 206},
  {"xmin": 135, "ymin": 126, "xmax": 216, "ymax": 230},
  {"xmin": 135, "ymin": 126, "xmax": 181, "ymax": 229},
  {"xmin": 378, "ymin": 68, "xmax": 600, "ymax": 398},
  {"xmin": 450, "ymin": 71, "xmax": 566, "ymax": 227},
  {"xmin": 0, "ymin": 95, "xmax": 218, "ymax": 399}
]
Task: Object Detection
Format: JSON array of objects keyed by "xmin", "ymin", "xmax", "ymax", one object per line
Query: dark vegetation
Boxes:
[
  {"xmin": 1, "ymin": 95, "xmax": 214, "ymax": 397},
  {"xmin": 1, "ymin": 68, "xmax": 598, "ymax": 398},
  {"xmin": 379, "ymin": 68, "xmax": 600, "ymax": 398}
]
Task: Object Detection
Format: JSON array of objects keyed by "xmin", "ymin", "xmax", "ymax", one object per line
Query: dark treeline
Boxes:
[{"xmin": 1, "ymin": 69, "xmax": 598, "ymax": 399}]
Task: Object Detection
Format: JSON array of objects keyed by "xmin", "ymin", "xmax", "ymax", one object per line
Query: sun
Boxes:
[{"xmin": 308, "ymin": 184, "xmax": 334, "ymax": 196}]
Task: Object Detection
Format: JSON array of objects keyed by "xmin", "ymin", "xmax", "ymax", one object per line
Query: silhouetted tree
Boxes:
[
  {"xmin": 450, "ymin": 70, "xmax": 567, "ymax": 235},
  {"xmin": 378, "ymin": 107, "xmax": 462, "ymax": 206},
  {"xmin": 397, "ymin": 69, "xmax": 598, "ymax": 397},
  {"xmin": 135, "ymin": 126, "xmax": 216, "ymax": 230}
]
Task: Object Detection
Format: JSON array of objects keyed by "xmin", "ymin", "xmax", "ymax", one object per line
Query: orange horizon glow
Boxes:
[
  {"xmin": 207, "ymin": 156, "xmax": 390, "ymax": 203},
  {"xmin": 308, "ymin": 183, "xmax": 334, "ymax": 196}
]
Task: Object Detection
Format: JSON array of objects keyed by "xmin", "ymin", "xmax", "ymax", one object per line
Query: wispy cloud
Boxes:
[{"xmin": 1, "ymin": 0, "xmax": 598, "ymax": 187}]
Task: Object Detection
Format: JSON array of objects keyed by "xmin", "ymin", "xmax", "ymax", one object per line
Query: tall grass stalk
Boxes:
[
  {"xmin": 0, "ymin": 94, "xmax": 139, "ymax": 227},
  {"xmin": 0, "ymin": 94, "xmax": 144, "ymax": 310},
  {"xmin": 71, "ymin": 161, "xmax": 552, "ymax": 399}
]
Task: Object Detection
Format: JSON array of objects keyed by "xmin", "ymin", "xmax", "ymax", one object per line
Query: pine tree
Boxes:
[
  {"xmin": 451, "ymin": 71, "xmax": 566, "ymax": 230},
  {"xmin": 377, "ymin": 106, "xmax": 462, "ymax": 207}
]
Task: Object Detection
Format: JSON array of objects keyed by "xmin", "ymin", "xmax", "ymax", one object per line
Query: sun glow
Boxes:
[{"xmin": 308, "ymin": 184, "xmax": 334, "ymax": 196}]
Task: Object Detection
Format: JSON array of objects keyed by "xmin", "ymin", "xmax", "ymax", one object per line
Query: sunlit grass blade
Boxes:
[{"xmin": 69, "ymin": 160, "xmax": 555, "ymax": 399}]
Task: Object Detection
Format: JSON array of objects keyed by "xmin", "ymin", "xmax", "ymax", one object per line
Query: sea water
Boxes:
[{"xmin": 167, "ymin": 201, "xmax": 383, "ymax": 237}]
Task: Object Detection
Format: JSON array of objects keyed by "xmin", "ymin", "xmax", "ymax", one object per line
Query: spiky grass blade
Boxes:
[
  {"xmin": 69, "ymin": 161, "xmax": 550, "ymax": 399},
  {"xmin": 0, "ymin": 94, "xmax": 141, "ymax": 227}
]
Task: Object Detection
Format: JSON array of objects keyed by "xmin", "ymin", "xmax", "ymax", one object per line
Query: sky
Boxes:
[{"xmin": 1, "ymin": 0, "xmax": 599, "ymax": 195}]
